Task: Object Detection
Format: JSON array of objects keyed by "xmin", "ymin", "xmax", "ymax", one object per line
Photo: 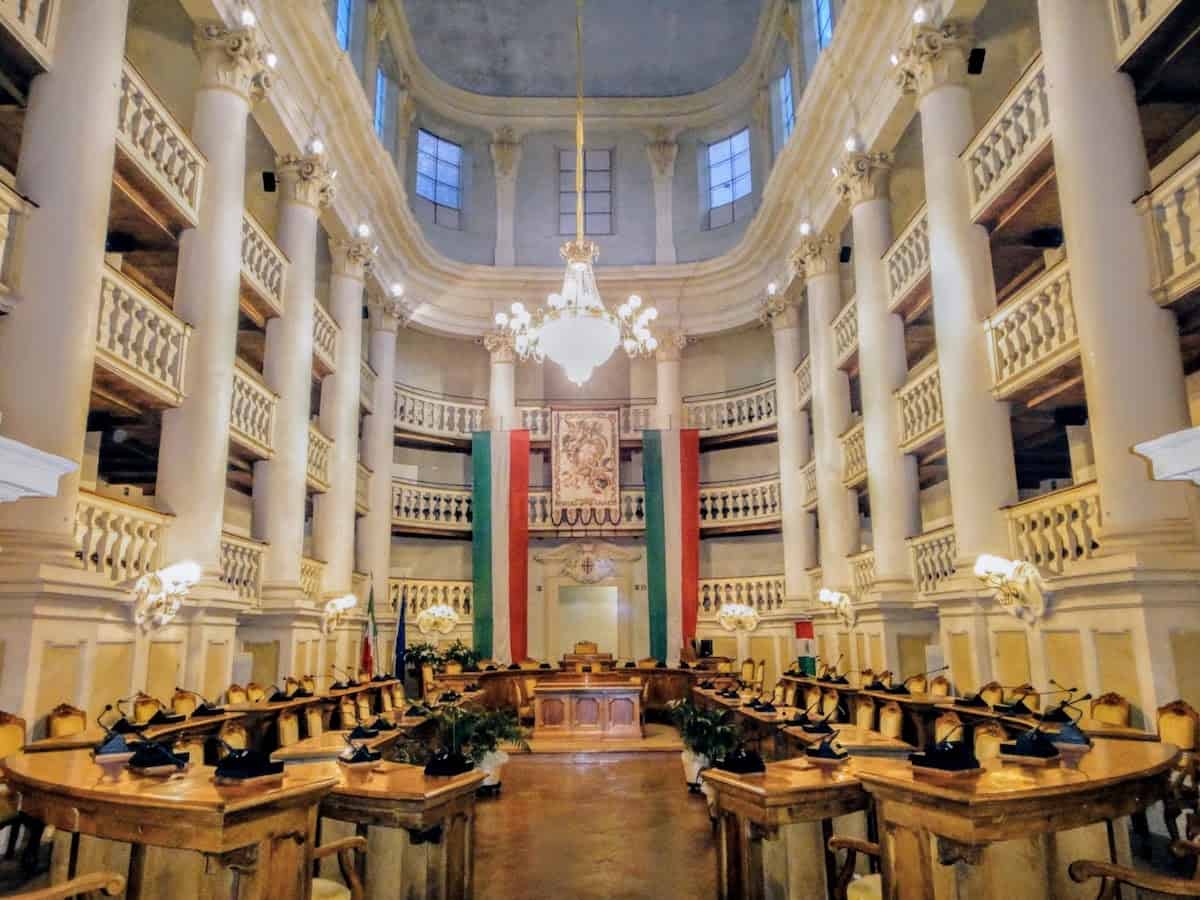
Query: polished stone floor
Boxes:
[{"xmin": 474, "ymin": 752, "xmax": 717, "ymax": 900}]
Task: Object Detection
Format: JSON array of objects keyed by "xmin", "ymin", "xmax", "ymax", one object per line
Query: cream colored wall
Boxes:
[
  {"xmin": 396, "ymin": 329, "xmax": 490, "ymax": 397},
  {"xmin": 390, "ymin": 536, "xmax": 474, "ymax": 581},
  {"xmin": 393, "ymin": 446, "xmax": 472, "ymax": 484},
  {"xmin": 700, "ymin": 533, "xmax": 784, "ymax": 578},
  {"xmin": 918, "ymin": 480, "xmax": 953, "ymax": 530},
  {"xmin": 699, "ymin": 442, "xmax": 780, "ymax": 483},
  {"xmin": 966, "ymin": 0, "xmax": 1042, "ymax": 133},
  {"xmin": 680, "ymin": 327, "xmax": 776, "ymax": 398}
]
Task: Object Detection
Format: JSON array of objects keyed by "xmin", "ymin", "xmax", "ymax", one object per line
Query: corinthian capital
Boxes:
[
  {"xmin": 330, "ymin": 238, "xmax": 375, "ymax": 280},
  {"xmin": 893, "ymin": 23, "xmax": 971, "ymax": 98},
  {"xmin": 833, "ymin": 151, "xmax": 893, "ymax": 209},
  {"xmin": 654, "ymin": 330, "xmax": 688, "ymax": 363},
  {"xmin": 483, "ymin": 330, "xmax": 516, "ymax": 363},
  {"xmin": 646, "ymin": 127, "xmax": 678, "ymax": 180},
  {"xmin": 792, "ymin": 233, "xmax": 838, "ymax": 279},
  {"xmin": 275, "ymin": 153, "xmax": 336, "ymax": 210},
  {"xmin": 194, "ymin": 24, "xmax": 274, "ymax": 102},
  {"xmin": 369, "ymin": 298, "xmax": 408, "ymax": 334},
  {"xmin": 760, "ymin": 294, "xmax": 802, "ymax": 331},
  {"xmin": 490, "ymin": 126, "xmax": 522, "ymax": 180}
]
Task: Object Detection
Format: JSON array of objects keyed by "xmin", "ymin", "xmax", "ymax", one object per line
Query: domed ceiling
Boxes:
[{"xmin": 397, "ymin": 0, "xmax": 767, "ymax": 98}]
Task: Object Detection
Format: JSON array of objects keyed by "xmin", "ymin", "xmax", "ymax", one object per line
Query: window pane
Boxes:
[
  {"xmin": 731, "ymin": 129, "xmax": 750, "ymax": 154},
  {"xmin": 585, "ymin": 149, "xmax": 610, "ymax": 170},
  {"xmin": 559, "ymin": 171, "xmax": 577, "ymax": 192},
  {"xmin": 708, "ymin": 138, "xmax": 731, "ymax": 164},
  {"xmin": 559, "ymin": 214, "xmax": 576, "ymax": 234},
  {"xmin": 585, "ymin": 192, "xmax": 611, "ymax": 213},
  {"xmin": 416, "ymin": 174, "xmax": 435, "ymax": 202},
  {"xmin": 436, "ymin": 159, "xmax": 459, "ymax": 186},
  {"xmin": 710, "ymin": 203, "xmax": 733, "ymax": 229},
  {"xmin": 585, "ymin": 213, "xmax": 610, "ymax": 234},
  {"xmin": 733, "ymin": 173, "xmax": 752, "ymax": 201},
  {"xmin": 559, "ymin": 149, "xmax": 576, "ymax": 171},
  {"xmin": 710, "ymin": 159, "xmax": 732, "ymax": 187},
  {"xmin": 559, "ymin": 192, "xmax": 576, "ymax": 214},
  {"xmin": 584, "ymin": 170, "xmax": 610, "ymax": 191},
  {"xmin": 732, "ymin": 150, "xmax": 750, "ymax": 178},
  {"xmin": 710, "ymin": 183, "xmax": 733, "ymax": 208},
  {"xmin": 417, "ymin": 131, "xmax": 436, "ymax": 155},
  {"xmin": 417, "ymin": 154, "xmax": 437, "ymax": 178},
  {"xmin": 436, "ymin": 183, "xmax": 459, "ymax": 209},
  {"xmin": 438, "ymin": 140, "xmax": 462, "ymax": 165}
]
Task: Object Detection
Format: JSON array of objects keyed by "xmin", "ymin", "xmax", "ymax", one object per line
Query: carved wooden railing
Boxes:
[
  {"xmin": 390, "ymin": 577, "xmax": 473, "ymax": 619},
  {"xmin": 907, "ymin": 524, "xmax": 956, "ymax": 596},
  {"xmin": 884, "ymin": 205, "xmax": 930, "ymax": 313},
  {"xmin": 848, "ymin": 549, "xmax": 876, "ymax": 594},
  {"xmin": 1004, "ymin": 481, "xmax": 1101, "ymax": 576},
  {"xmin": 355, "ymin": 462, "xmax": 371, "ymax": 515},
  {"xmin": 801, "ymin": 460, "xmax": 818, "ymax": 511},
  {"xmin": 359, "ymin": 361, "xmax": 376, "ymax": 412},
  {"xmin": 963, "ymin": 53, "xmax": 1050, "ymax": 224},
  {"xmin": 116, "ymin": 60, "xmax": 205, "ymax": 228},
  {"xmin": 312, "ymin": 301, "xmax": 338, "ymax": 376},
  {"xmin": 240, "ymin": 211, "xmax": 287, "ymax": 320},
  {"xmin": 74, "ymin": 490, "xmax": 170, "ymax": 584},
  {"xmin": 1109, "ymin": 0, "xmax": 1186, "ymax": 65},
  {"xmin": 0, "ymin": 0, "xmax": 57, "ymax": 68},
  {"xmin": 984, "ymin": 259, "xmax": 1078, "ymax": 399},
  {"xmin": 699, "ymin": 476, "xmax": 782, "ymax": 529},
  {"xmin": 832, "ymin": 296, "xmax": 859, "ymax": 370},
  {"xmin": 0, "ymin": 175, "xmax": 28, "ymax": 313},
  {"xmin": 300, "ymin": 556, "xmax": 325, "ymax": 604},
  {"xmin": 896, "ymin": 353, "xmax": 944, "ymax": 454},
  {"xmin": 698, "ymin": 575, "xmax": 787, "ymax": 616},
  {"xmin": 395, "ymin": 384, "xmax": 487, "ymax": 439},
  {"xmin": 684, "ymin": 382, "xmax": 778, "ymax": 436},
  {"xmin": 229, "ymin": 359, "xmax": 276, "ymax": 459},
  {"xmin": 795, "ymin": 357, "xmax": 812, "ymax": 410},
  {"xmin": 1141, "ymin": 145, "xmax": 1200, "ymax": 309},
  {"xmin": 840, "ymin": 420, "xmax": 867, "ymax": 488},
  {"xmin": 306, "ymin": 423, "xmax": 333, "ymax": 493},
  {"xmin": 392, "ymin": 479, "xmax": 473, "ymax": 532},
  {"xmin": 95, "ymin": 265, "xmax": 191, "ymax": 408},
  {"xmin": 220, "ymin": 531, "xmax": 266, "ymax": 604}
]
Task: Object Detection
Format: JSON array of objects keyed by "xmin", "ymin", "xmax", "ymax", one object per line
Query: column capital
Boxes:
[
  {"xmin": 791, "ymin": 233, "xmax": 839, "ymax": 278},
  {"xmin": 484, "ymin": 330, "xmax": 516, "ymax": 363},
  {"xmin": 647, "ymin": 127, "xmax": 678, "ymax": 180},
  {"xmin": 194, "ymin": 24, "xmax": 274, "ymax": 102},
  {"xmin": 369, "ymin": 297, "xmax": 408, "ymax": 334},
  {"xmin": 490, "ymin": 126, "xmax": 522, "ymax": 181},
  {"xmin": 330, "ymin": 237, "xmax": 375, "ymax": 281},
  {"xmin": 275, "ymin": 153, "xmax": 336, "ymax": 210},
  {"xmin": 833, "ymin": 151, "xmax": 893, "ymax": 209},
  {"xmin": 760, "ymin": 296, "xmax": 803, "ymax": 331},
  {"xmin": 654, "ymin": 330, "xmax": 689, "ymax": 363},
  {"xmin": 893, "ymin": 23, "xmax": 971, "ymax": 98}
]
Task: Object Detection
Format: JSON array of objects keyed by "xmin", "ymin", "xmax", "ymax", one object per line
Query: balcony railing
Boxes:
[
  {"xmin": 801, "ymin": 460, "xmax": 818, "ymax": 511},
  {"xmin": 74, "ymin": 490, "xmax": 170, "ymax": 584},
  {"xmin": 849, "ymin": 549, "xmax": 876, "ymax": 594},
  {"xmin": 619, "ymin": 402, "xmax": 656, "ymax": 439},
  {"xmin": 807, "ymin": 566, "xmax": 824, "ymax": 598},
  {"xmin": 392, "ymin": 479, "xmax": 473, "ymax": 532},
  {"xmin": 390, "ymin": 577, "xmax": 473, "ymax": 619},
  {"xmin": 1142, "ymin": 147, "xmax": 1200, "ymax": 309},
  {"xmin": 699, "ymin": 476, "xmax": 781, "ymax": 529},
  {"xmin": 1110, "ymin": 0, "xmax": 1186, "ymax": 66},
  {"xmin": 355, "ymin": 462, "xmax": 371, "ymax": 515},
  {"xmin": 0, "ymin": 0, "xmax": 57, "ymax": 69},
  {"xmin": 220, "ymin": 531, "xmax": 266, "ymax": 604},
  {"xmin": 896, "ymin": 353, "xmax": 944, "ymax": 454},
  {"xmin": 684, "ymin": 382, "xmax": 777, "ymax": 437},
  {"xmin": 95, "ymin": 265, "xmax": 191, "ymax": 409},
  {"xmin": 528, "ymin": 488, "xmax": 646, "ymax": 532},
  {"xmin": 395, "ymin": 384, "xmax": 487, "ymax": 440},
  {"xmin": 963, "ymin": 53, "xmax": 1051, "ymax": 226},
  {"xmin": 312, "ymin": 301, "xmax": 338, "ymax": 376},
  {"xmin": 300, "ymin": 556, "xmax": 325, "ymax": 604},
  {"xmin": 984, "ymin": 259, "xmax": 1078, "ymax": 400},
  {"xmin": 229, "ymin": 360, "xmax": 277, "ymax": 459},
  {"xmin": 1004, "ymin": 481, "xmax": 1101, "ymax": 577},
  {"xmin": 699, "ymin": 575, "xmax": 786, "ymax": 616},
  {"xmin": 841, "ymin": 420, "xmax": 867, "ymax": 488},
  {"xmin": 795, "ymin": 357, "xmax": 812, "ymax": 410},
  {"xmin": 832, "ymin": 296, "xmax": 859, "ymax": 371},
  {"xmin": 0, "ymin": 175, "xmax": 28, "ymax": 314},
  {"xmin": 115, "ymin": 60, "xmax": 205, "ymax": 229},
  {"xmin": 884, "ymin": 205, "xmax": 930, "ymax": 315},
  {"xmin": 359, "ymin": 360, "xmax": 377, "ymax": 412},
  {"xmin": 306, "ymin": 423, "xmax": 333, "ymax": 493},
  {"xmin": 908, "ymin": 524, "xmax": 956, "ymax": 595},
  {"xmin": 239, "ymin": 211, "xmax": 287, "ymax": 323}
]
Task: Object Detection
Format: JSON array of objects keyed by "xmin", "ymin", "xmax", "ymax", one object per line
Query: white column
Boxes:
[
  {"xmin": 766, "ymin": 293, "xmax": 817, "ymax": 599},
  {"xmin": 895, "ymin": 23, "xmax": 1018, "ymax": 565},
  {"xmin": 484, "ymin": 333, "xmax": 518, "ymax": 431},
  {"xmin": 647, "ymin": 131, "xmax": 678, "ymax": 265},
  {"xmin": 157, "ymin": 23, "xmax": 273, "ymax": 577},
  {"xmin": 654, "ymin": 333, "xmax": 687, "ymax": 430},
  {"xmin": 1038, "ymin": 0, "xmax": 1193, "ymax": 548},
  {"xmin": 491, "ymin": 128, "xmax": 521, "ymax": 267},
  {"xmin": 253, "ymin": 153, "xmax": 334, "ymax": 600},
  {"xmin": 0, "ymin": 0, "xmax": 128, "ymax": 559},
  {"xmin": 799, "ymin": 235, "xmax": 860, "ymax": 593},
  {"xmin": 357, "ymin": 300, "xmax": 403, "ymax": 621},
  {"xmin": 314, "ymin": 237, "xmax": 371, "ymax": 596},
  {"xmin": 836, "ymin": 152, "xmax": 920, "ymax": 588}
]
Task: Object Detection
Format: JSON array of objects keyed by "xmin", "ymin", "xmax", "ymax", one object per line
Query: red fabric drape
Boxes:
[
  {"xmin": 680, "ymin": 429, "xmax": 700, "ymax": 644},
  {"xmin": 508, "ymin": 430, "xmax": 530, "ymax": 662}
]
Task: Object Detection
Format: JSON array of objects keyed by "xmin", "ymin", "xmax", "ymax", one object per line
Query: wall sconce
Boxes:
[
  {"xmin": 973, "ymin": 554, "xmax": 1049, "ymax": 622},
  {"xmin": 132, "ymin": 561, "xmax": 200, "ymax": 631},
  {"xmin": 817, "ymin": 587, "xmax": 856, "ymax": 628},
  {"xmin": 322, "ymin": 594, "xmax": 358, "ymax": 634},
  {"xmin": 717, "ymin": 601, "xmax": 760, "ymax": 633},
  {"xmin": 416, "ymin": 603, "xmax": 461, "ymax": 635}
]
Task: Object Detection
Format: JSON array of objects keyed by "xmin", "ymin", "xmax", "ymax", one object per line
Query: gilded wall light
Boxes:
[
  {"xmin": 131, "ymin": 561, "xmax": 201, "ymax": 631},
  {"xmin": 322, "ymin": 594, "xmax": 358, "ymax": 634},
  {"xmin": 973, "ymin": 554, "xmax": 1049, "ymax": 622}
]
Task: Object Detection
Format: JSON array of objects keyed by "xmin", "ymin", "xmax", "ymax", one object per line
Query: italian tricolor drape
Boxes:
[
  {"xmin": 643, "ymin": 429, "xmax": 700, "ymax": 663},
  {"xmin": 471, "ymin": 430, "xmax": 530, "ymax": 664}
]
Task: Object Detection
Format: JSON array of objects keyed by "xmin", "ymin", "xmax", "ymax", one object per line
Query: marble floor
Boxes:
[{"xmin": 474, "ymin": 752, "xmax": 717, "ymax": 900}]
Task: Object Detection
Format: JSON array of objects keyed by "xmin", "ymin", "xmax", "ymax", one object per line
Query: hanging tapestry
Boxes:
[{"xmin": 550, "ymin": 409, "xmax": 621, "ymax": 527}]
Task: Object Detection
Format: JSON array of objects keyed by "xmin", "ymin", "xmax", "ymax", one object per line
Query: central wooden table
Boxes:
[{"xmin": 532, "ymin": 681, "xmax": 642, "ymax": 740}]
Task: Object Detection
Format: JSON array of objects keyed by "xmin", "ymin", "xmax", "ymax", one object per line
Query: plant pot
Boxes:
[
  {"xmin": 477, "ymin": 749, "xmax": 509, "ymax": 793},
  {"xmin": 680, "ymin": 749, "xmax": 710, "ymax": 791},
  {"xmin": 699, "ymin": 775, "xmax": 718, "ymax": 819},
  {"xmin": 444, "ymin": 662, "xmax": 463, "ymax": 675}
]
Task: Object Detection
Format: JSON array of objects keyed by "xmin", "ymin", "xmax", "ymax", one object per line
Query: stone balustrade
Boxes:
[
  {"xmin": 1141, "ymin": 144, "xmax": 1200, "ymax": 309},
  {"xmin": 795, "ymin": 356, "xmax": 812, "ymax": 410},
  {"xmin": 229, "ymin": 359, "xmax": 277, "ymax": 459},
  {"xmin": 907, "ymin": 524, "xmax": 957, "ymax": 596},
  {"xmin": 394, "ymin": 384, "xmax": 487, "ymax": 440},
  {"xmin": 984, "ymin": 259, "xmax": 1078, "ymax": 400},
  {"xmin": 359, "ymin": 360, "xmax": 376, "ymax": 412},
  {"xmin": 963, "ymin": 53, "xmax": 1050, "ymax": 225},
  {"xmin": 312, "ymin": 301, "xmax": 338, "ymax": 376},
  {"xmin": 807, "ymin": 566, "xmax": 824, "ymax": 598},
  {"xmin": 527, "ymin": 487, "xmax": 646, "ymax": 532},
  {"xmin": 518, "ymin": 406, "xmax": 549, "ymax": 439},
  {"xmin": 1109, "ymin": 0, "xmax": 1184, "ymax": 65},
  {"xmin": 832, "ymin": 296, "xmax": 859, "ymax": 370},
  {"xmin": 219, "ymin": 531, "xmax": 266, "ymax": 604},
  {"xmin": 684, "ymin": 382, "xmax": 777, "ymax": 437},
  {"xmin": 801, "ymin": 460, "xmax": 818, "ymax": 511},
  {"xmin": 95, "ymin": 265, "xmax": 191, "ymax": 408},
  {"xmin": 0, "ymin": 175, "xmax": 28, "ymax": 314},
  {"xmin": 390, "ymin": 578, "xmax": 474, "ymax": 619},
  {"xmin": 848, "ymin": 549, "xmax": 876, "ymax": 594},
  {"xmin": 74, "ymin": 490, "xmax": 170, "ymax": 584},
  {"xmin": 391, "ymin": 479, "xmax": 474, "ymax": 532},
  {"xmin": 1004, "ymin": 481, "xmax": 1101, "ymax": 577},
  {"xmin": 300, "ymin": 556, "xmax": 325, "ymax": 604},
  {"xmin": 699, "ymin": 476, "xmax": 781, "ymax": 529},
  {"xmin": 896, "ymin": 353, "xmax": 944, "ymax": 454},
  {"xmin": 240, "ymin": 211, "xmax": 287, "ymax": 320},
  {"xmin": 698, "ymin": 575, "xmax": 786, "ymax": 616},
  {"xmin": 355, "ymin": 462, "xmax": 371, "ymax": 515},
  {"xmin": 116, "ymin": 60, "xmax": 205, "ymax": 228},
  {"xmin": 620, "ymin": 402, "xmax": 656, "ymax": 438},
  {"xmin": 0, "ymin": 0, "xmax": 57, "ymax": 68},
  {"xmin": 306, "ymin": 423, "xmax": 333, "ymax": 493},
  {"xmin": 884, "ymin": 205, "xmax": 930, "ymax": 313},
  {"xmin": 840, "ymin": 420, "xmax": 867, "ymax": 488}
]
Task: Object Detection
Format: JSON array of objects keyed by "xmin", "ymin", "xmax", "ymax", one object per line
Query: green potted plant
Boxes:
[
  {"xmin": 442, "ymin": 639, "xmax": 479, "ymax": 675},
  {"xmin": 465, "ymin": 707, "xmax": 530, "ymax": 794},
  {"xmin": 669, "ymin": 700, "xmax": 739, "ymax": 792},
  {"xmin": 406, "ymin": 641, "xmax": 443, "ymax": 675}
]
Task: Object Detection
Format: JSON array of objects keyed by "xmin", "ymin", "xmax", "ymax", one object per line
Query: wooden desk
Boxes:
[
  {"xmin": 23, "ymin": 712, "xmax": 247, "ymax": 754},
  {"xmin": 3, "ymin": 750, "xmax": 338, "ymax": 899},
  {"xmin": 270, "ymin": 728, "xmax": 409, "ymax": 763},
  {"xmin": 437, "ymin": 666, "xmax": 696, "ymax": 712},
  {"xmin": 533, "ymin": 682, "xmax": 642, "ymax": 740},
  {"xmin": 782, "ymin": 724, "xmax": 914, "ymax": 759}
]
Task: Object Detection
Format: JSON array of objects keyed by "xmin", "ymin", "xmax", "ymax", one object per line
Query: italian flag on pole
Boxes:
[
  {"xmin": 471, "ymin": 430, "xmax": 530, "ymax": 664},
  {"xmin": 360, "ymin": 580, "xmax": 378, "ymax": 677},
  {"xmin": 643, "ymin": 429, "xmax": 700, "ymax": 664}
]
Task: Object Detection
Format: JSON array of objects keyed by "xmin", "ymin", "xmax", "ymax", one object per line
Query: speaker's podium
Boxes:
[{"xmin": 560, "ymin": 640, "xmax": 615, "ymax": 671}]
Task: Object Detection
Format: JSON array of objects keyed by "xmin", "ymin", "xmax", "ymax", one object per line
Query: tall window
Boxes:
[
  {"xmin": 707, "ymin": 129, "xmax": 751, "ymax": 228},
  {"xmin": 374, "ymin": 67, "xmax": 388, "ymax": 137},
  {"xmin": 777, "ymin": 67, "xmax": 795, "ymax": 145},
  {"xmin": 416, "ymin": 129, "xmax": 462, "ymax": 227},
  {"xmin": 814, "ymin": 0, "xmax": 834, "ymax": 50},
  {"xmin": 335, "ymin": 0, "xmax": 353, "ymax": 51},
  {"xmin": 558, "ymin": 148, "xmax": 612, "ymax": 236}
]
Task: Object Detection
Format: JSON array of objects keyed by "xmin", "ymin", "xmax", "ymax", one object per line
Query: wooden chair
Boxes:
[
  {"xmin": 876, "ymin": 671, "xmax": 894, "ymax": 689},
  {"xmin": 170, "ymin": 689, "xmax": 201, "ymax": 717},
  {"xmin": 878, "ymin": 702, "xmax": 903, "ymax": 739},
  {"xmin": 338, "ymin": 697, "xmax": 358, "ymax": 729},
  {"xmin": 305, "ymin": 705, "xmax": 325, "ymax": 738},
  {"xmin": 7, "ymin": 872, "xmax": 126, "ymax": 899},
  {"xmin": 1158, "ymin": 700, "xmax": 1200, "ymax": 840},
  {"xmin": 856, "ymin": 668, "xmax": 874, "ymax": 689},
  {"xmin": 512, "ymin": 679, "xmax": 534, "ymax": 724},
  {"xmin": 821, "ymin": 689, "xmax": 841, "ymax": 722},
  {"xmin": 46, "ymin": 703, "xmax": 87, "ymax": 738},
  {"xmin": 311, "ymin": 835, "xmax": 368, "ymax": 900},
  {"xmin": 216, "ymin": 720, "xmax": 248, "ymax": 756},
  {"xmin": 1007, "ymin": 683, "xmax": 1039, "ymax": 711},
  {"xmin": 803, "ymin": 685, "xmax": 823, "ymax": 713},
  {"xmin": 284, "ymin": 677, "xmax": 302, "ymax": 697},
  {"xmin": 1069, "ymin": 817, "xmax": 1200, "ymax": 897},
  {"xmin": 782, "ymin": 682, "xmax": 797, "ymax": 707},
  {"xmin": 0, "ymin": 711, "xmax": 28, "ymax": 862},
  {"xmin": 379, "ymin": 688, "xmax": 395, "ymax": 720},
  {"xmin": 752, "ymin": 661, "xmax": 766, "ymax": 694},
  {"xmin": 978, "ymin": 681, "xmax": 1004, "ymax": 707},
  {"xmin": 716, "ymin": 660, "xmax": 734, "ymax": 674},
  {"xmin": 933, "ymin": 711, "xmax": 963, "ymax": 744},
  {"xmin": 854, "ymin": 696, "xmax": 875, "ymax": 731},
  {"xmin": 518, "ymin": 659, "xmax": 542, "ymax": 670},
  {"xmin": 129, "ymin": 692, "xmax": 164, "ymax": 724},
  {"xmin": 277, "ymin": 710, "xmax": 301, "ymax": 747},
  {"xmin": 928, "ymin": 674, "xmax": 951, "ymax": 698},
  {"xmin": 354, "ymin": 693, "xmax": 373, "ymax": 723},
  {"xmin": 973, "ymin": 722, "xmax": 1008, "ymax": 761},
  {"xmin": 173, "ymin": 734, "xmax": 207, "ymax": 768},
  {"xmin": 903, "ymin": 674, "xmax": 927, "ymax": 694},
  {"xmin": 770, "ymin": 683, "xmax": 786, "ymax": 705},
  {"xmin": 226, "ymin": 683, "xmax": 248, "ymax": 704},
  {"xmin": 301, "ymin": 675, "xmax": 317, "ymax": 694},
  {"xmin": 1089, "ymin": 692, "xmax": 1131, "ymax": 727},
  {"xmin": 738, "ymin": 658, "xmax": 756, "ymax": 685},
  {"xmin": 828, "ymin": 835, "xmax": 881, "ymax": 900},
  {"xmin": 246, "ymin": 683, "xmax": 267, "ymax": 703},
  {"xmin": 389, "ymin": 683, "xmax": 405, "ymax": 708},
  {"xmin": 637, "ymin": 656, "xmax": 658, "ymax": 669},
  {"xmin": 574, "ymin": 641, "xmax": 599, "ymax": 655},
  {"xmin": 420, "ymin": 665, "xmax": 437, "ymax": 696}
]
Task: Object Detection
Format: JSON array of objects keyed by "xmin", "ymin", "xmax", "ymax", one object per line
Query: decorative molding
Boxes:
[
  {"xmin": 760, "ymin": 293, "xmax": 801, "ymax": 330},
  {"xmin": 275, "ymin": 153, "xmax": 336, "ymax": 210},
  {"xmin": 654, "ymin": 330, "xmax": 689, "ymax": 363},
  {"xmin": 193, "ymin": 24, "xmax": 274, "ymax": 102},
  {"xmin": 330, "ymin": 237, "xmax": 375, "ymax": 281},
  {"xmin": 1135, "ymin": 427, "xmax": 1200, "ymax": 487},
  {"xmin": 489, "ymin": 126, "xmax": 522, "ymax": 180},
  {"xmin": 646, "ymin": 127, "xmax": 679, "ymax": 180},
  {"xmin": 532, "ymin": 542, "xmax": 642, "ymax": 585},
  {"xmin": 368, "ymin": 297, "xmax": 408, "ymax": 334},
  {"xmin": 893, "ymin": 22, "xmax": 971, "ymax": 99},
  {"xmin": 833, "ymin": 151, "xmax": 893, "ymax": 209},
  {"xmin": 0, "ymin": 432, "xmax": 75, "ymax": 503}
]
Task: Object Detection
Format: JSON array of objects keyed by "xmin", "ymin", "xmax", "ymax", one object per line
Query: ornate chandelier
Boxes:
[
  {"xmin": 416, "ymin": 603, "xmax": 460, "ymax": 635},
  {"xmin": 494, "ymin": 0, "xmax": 657, "ymax": 387},
  {"xmin": 717, "ymin": 602, "xmax": 760, "ymax": 633}
]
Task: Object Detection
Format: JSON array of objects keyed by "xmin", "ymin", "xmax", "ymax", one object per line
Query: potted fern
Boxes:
[
  {"xmin": 669, "ymin": 701, "xmax": 739, "ymax": 792},
  {"xmin": 424, "ymin": 706, "xmax": 530, "ymax": 791},
  {"xmin": 442, "ymin": 639, "xmax": 479, "ymax": 675}
]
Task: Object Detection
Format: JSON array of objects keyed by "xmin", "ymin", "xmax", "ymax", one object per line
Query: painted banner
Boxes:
[{"xmin": 550, "ymin": 409, "xmax": 621, "ymax": 527}]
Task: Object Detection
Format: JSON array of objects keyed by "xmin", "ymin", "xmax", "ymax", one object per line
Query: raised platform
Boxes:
[{"xmin": 526, "ymin": 722, "xmax": 683, "ymax": 755}]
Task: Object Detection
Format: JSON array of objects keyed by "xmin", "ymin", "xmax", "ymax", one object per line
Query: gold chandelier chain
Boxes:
[{"xmin": 575, "ymin": 0, "xmax": 584, "ymax": 245}]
